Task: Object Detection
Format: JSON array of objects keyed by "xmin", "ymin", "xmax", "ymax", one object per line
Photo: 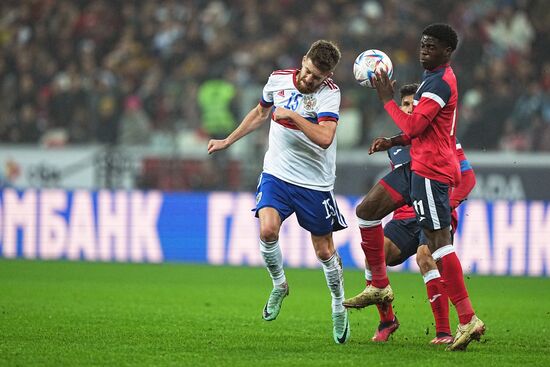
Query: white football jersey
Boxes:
[{"xmin": 260, "ymin": 69, "xmax": 341, "ymax": 191}]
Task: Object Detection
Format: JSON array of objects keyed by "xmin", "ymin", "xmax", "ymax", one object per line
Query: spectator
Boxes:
[
  {"xmin": 197, "ymin": 76, "xmax": 236, "ymax": 139},
  {"xmin": 0, "ymin": 0, "xmax": 547, "ymax": 154},
  {"xmin": 119, "ymin": 95, "xmax": 151, "ymax": 146}
]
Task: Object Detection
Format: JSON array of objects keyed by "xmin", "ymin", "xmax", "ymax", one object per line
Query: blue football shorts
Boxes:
[
  {"xmin": 381, "ymin": 163, "xmax": 452, "ymax": 231},
  {"xmin": 384, "ymin": 215, "xmax": 456, "ymax": 266},
  {"xmin": 384, "ymin": 218, "xmax": 427, "ymax": 266},
  {"xmin": 254, "ymin": 172, "xmax": 347, "ymax": 236}
]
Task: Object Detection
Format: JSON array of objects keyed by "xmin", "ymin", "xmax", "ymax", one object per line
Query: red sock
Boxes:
[
  {"xmin": 360, "ymin": 225, "xmax": 388, "ymax": 288},
  {"xmin": 426, "ymin": 278, "xmax": 451, "ymax": 335},
  {"xmin": 367, "ymin": 279, "xmax": 395, "ymax": 322},
  {"xmin": 377, "ymin": 302, "xmax": 395, "ymax": 323},
  {"xmin": 440, "ymin": 252, "xmax": 475, "ymax": 324}
]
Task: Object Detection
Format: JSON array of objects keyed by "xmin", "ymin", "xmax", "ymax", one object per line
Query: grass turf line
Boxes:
[{"xmin": 0, "ymin": 260, "xmax": 549, "ymax": 366}]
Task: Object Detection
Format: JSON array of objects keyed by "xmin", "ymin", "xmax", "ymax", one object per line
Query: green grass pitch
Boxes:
[{"xmin": 1, "ymin": 260, "xmax": 549, "ymax": 366}]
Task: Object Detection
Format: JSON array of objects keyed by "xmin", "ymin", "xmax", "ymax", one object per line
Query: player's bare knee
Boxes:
[
  {"xmin": 356, "ymin": 199, "xmax": 381, "ymax": 220},
  {"xmin": 416, "ymin": 252, "xmax": 431, "ymax": 271},
  {"xmin": 260, "ymin": 226, "xmax": 279, "ymax": 243},
  {"xmin": 385, "ymin": 239, "xmax": 401, "ymax": 266},
  {"xmin": 424, "ymin": 228, "xmax": 451, "ymax": 253},
  {"xmin": 416, "ymin": 245, "xmax": 436, "ymax": 272},
  {"xmin": 357, "ymin": 189, "xmax": 398, "ymax": 221},
  {"xmin": 315, "ymin": 248, "xmax": 333, "ymax": 261},
  {"xmin": 355, "ymin": 201, "xmax": 372, "ymax": 220}
]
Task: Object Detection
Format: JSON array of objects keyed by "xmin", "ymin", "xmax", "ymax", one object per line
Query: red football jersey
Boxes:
[{"xmin": 384, "ymin": 64, "xmax": 460, "ymax": 186}]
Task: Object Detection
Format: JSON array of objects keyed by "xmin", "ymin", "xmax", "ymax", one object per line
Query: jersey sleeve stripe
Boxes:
[
  {"xmin": 318, "ymin": 112, "xmax": 339, "ymax": 120},
  {"xmin": 260, "ymin": 97, "xmax": 273, "ymax": 107},
  {"xmin": 305, "ymin": 116, "xmax": 318, "ymax": 123},
  {"xmin": 271, "ymin": 69, "xmax": 296, "ymax": 75},
  {"xmin": 421, "ymin": 92, "xmax": 446, "ymax": 108},
  {"xmin": 274, "ymin": 118, "xmax": 299, "ymax": 130},
  {"xmin": 460, "ymin": 159, "xmax": 472, "ymax": 172},
  {"xmin": 322, "ymin": 79, "xmax": 339, "ymax": 90}
]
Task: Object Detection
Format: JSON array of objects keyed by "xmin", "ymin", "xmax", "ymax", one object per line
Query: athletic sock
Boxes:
[
  {"xmin": 358, "ymin": 219, "xmax": 389, "ymax": 288},
  {"xmin": 320, "ymin": 252, "xmax": 345, "ymax": 314},
  {"xmin": 366, "ymin": 269, "xmax": 394, "ymax": 322},
  {"xmin": 433, "ymin": 245, "xmax": 475, "ymax": 325},
  {"xmin": 423, "ymin": 269, "xmax": 451, "ymax": 335},
  {"xmin": 365, "ymin": 268, "xmax": 372, "ymax": 286},
  {"xmin": 376, "ymin": 302, "xmax": 395, "ymax": 324},
  {"xmin": 259, "ymin": 239, "xmax": 286, "ymax": 287}
]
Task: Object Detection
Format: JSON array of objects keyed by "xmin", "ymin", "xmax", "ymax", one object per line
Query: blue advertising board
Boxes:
[{"xmin": 0, "ymin": 189, "xmax": 548, "ymax": 276}]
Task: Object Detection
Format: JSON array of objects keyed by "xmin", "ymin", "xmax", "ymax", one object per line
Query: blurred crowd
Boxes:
[{"xmin": 1, "ymin": 0, "xmax": 549, "ymax": 152}]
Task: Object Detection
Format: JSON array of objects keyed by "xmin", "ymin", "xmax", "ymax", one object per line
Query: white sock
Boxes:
[
  {"xmin": 260, "ymin": 239, "xmax": 286, "ymax": 287},
  {"xmin": 432, "ymin": 245, "xmax": 454, "ymax": 261},
  {"xmin": 365, "ymin": 268, "xmax": 372, "ymax": 282},
  {"xmin": 422, "ymin": 269, "xmax": 441, "ymax": 284},
  {"xmin": 320, "ymin": 252, "xmax": 345, "ymax": 313}
]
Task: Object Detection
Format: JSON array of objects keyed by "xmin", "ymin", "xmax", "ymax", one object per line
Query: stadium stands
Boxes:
[{"xmin": 1, "ymin": 0, "xmax": 549, "ymax": 190}]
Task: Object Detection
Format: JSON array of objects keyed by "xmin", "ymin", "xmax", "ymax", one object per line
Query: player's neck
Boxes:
[{"xmin": 426, "ymin": 62, "xmax": 450, "ymax": 72}]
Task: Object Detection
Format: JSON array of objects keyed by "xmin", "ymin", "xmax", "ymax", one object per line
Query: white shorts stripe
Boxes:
[
  {"xmin": 424, "ymin": 178, "xmax": 441, "ymax": 230},
  {"xmin": 330, "ymin": 191, "xmax": 348, "ymax": 228},
  {"xmin": 257, "ymin": 173, "xmax": 263, "ymax": 189}
]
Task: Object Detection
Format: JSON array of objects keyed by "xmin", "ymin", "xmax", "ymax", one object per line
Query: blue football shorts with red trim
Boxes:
[{"xmin": 254, "ymin": 172, "xmax": 347, "ymax": 236}]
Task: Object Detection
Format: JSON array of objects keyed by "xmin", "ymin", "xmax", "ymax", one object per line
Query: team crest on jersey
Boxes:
[
  {"xmin": 302, "ymin": 95, "xmax": 317, "ymax": 111},
  {"xmin": 277, "ymin": 90, "xmax": 285, "ymax": 97}
]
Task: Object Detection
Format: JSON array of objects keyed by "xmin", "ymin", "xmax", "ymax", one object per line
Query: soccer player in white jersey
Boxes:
[{"xmin": 208, "ymin": 40, "xmax": 350, "ymax": 344}]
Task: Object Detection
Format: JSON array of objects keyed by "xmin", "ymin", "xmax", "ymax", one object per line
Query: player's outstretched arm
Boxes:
[
  {"xmin": 369, "ymin": 134, "xmax": 411, "ymax": 155},
  {"xmin": 207, "ymin": 104, "xmax": 271, "ymax": 154},
  {"xmin": 373, "ymin": 69, "xmax": 433, "ymax": 138},
  {"xmin": 369, "ymin": 137, "xmax": 392, "ymax": 154}
]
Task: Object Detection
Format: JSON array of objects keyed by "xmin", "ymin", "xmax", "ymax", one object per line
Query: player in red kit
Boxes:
[
  {"xmin": 345, "ymin": 84, "xmax": 477, "ymax": 345},
  {"xmin": 347, "ymin": 24, "xmax": 485, "ymax": 351},
  {"xmin": 346, "ymin": 84, "xmax": 477, "ymax": 344}
]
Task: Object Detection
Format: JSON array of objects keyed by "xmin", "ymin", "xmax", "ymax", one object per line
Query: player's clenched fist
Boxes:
[
  {"xmin": 273, "ymin": 106, "xmax": 293, "ymax": 121},
  {"xmin": 369, "ymin": 137, "xmax": 392, "ymax": 155},
  {"xmin": 207, "ymin": 139, "xmax": 229, "ymax": 154}
]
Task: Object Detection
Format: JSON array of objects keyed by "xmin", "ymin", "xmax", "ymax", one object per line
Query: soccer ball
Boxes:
[{"xmin": 353, "ymin": 49, "xmax": 393, "ymax": 88}]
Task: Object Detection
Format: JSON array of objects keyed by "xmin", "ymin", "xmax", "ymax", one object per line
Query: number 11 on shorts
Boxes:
[{"xmin": 413, "ymin": 199, "xmax": 425, "ymax": 216}]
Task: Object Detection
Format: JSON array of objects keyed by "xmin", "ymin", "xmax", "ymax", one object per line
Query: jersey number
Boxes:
[
  {"xmin": 322, "ymin": 198, "xmax": 336, "ymax": 219},
  {"xmin": 413, "ymin": 200, "xmax": 425, "ymax": 216},
  {"xmin": 284, "ymin": 92, "xmax": 302, "ymax": 111}
]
